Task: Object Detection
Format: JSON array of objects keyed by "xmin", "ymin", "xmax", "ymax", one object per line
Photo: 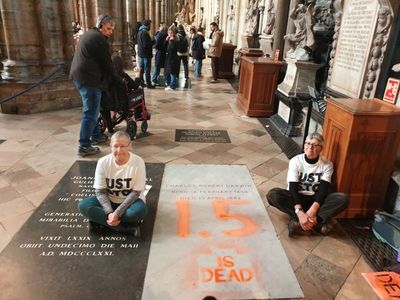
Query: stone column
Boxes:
[
  {"xmin": 127, "ymin": 0, "xmax": 137, "ymax": 46},
  {"xmin": 149, "ymin": 0, "xmax": 155, "ymax": 32},
  {"xmin": 137, "ymin": 0, "xmax": 144, "ymax": 22},
  {"xmin": 156, "ymin": 0, "xmax": 161, "ymax": 26},
  {"xmin": 144, "ymin": 0, "xmax": 149, "ymax": 20},
  {"xmin": 272, "ymin": 0, "xmax": 290, "ymax": 60},
  {"xmin": 1, "ymin": 0, "xmax": 44, "ymax": 80},
  {"xmin": 161, "ymin": 0, "xmax": 166, "ymax": 23},
  {"xmin": 37, "ymin": 1, "xmax": 75, "ymax": 76}
]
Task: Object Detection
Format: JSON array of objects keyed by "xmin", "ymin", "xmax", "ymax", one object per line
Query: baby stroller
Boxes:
[{"xmin": 99, "ymin": 77, "xmax": 151, "ymax": 140}]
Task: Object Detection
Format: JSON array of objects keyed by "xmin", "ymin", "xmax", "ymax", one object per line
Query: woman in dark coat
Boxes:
[
  {"xmin": 151, "ymin": 24, "xmax": 168, "ymax": 85},
  {"xmin": 191, "ymin": 27, "xmax": 206, "ymax": 78},
  {"xmin": 164, "ymin": 26, "xmax": 180, "ymax": 91}
]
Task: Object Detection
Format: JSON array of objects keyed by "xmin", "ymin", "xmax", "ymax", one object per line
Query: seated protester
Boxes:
[
  {"xmin": 78, "ymin": 130, "xmax": 147, "ymax": 236},
  {"xmin": 267, "ymin": 132, "xmax": 348, "ymax": 237}
]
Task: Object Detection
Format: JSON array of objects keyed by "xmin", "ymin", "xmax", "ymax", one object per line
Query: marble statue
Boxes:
[
  {"xmin": 263, "ymin": 1, "xmax": 275, "ymax": 35},
  {"xmin": 284, "ymin": 1, "xmax": 315, "ymax": 61}
]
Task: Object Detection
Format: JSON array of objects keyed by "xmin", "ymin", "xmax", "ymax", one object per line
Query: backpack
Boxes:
[
  {"xmin": 372, "ymin": 210, "xmax": 400, "ymax": 251},
  {"xmin": 178, "ymin": 34, "xmax": 188, "ymax": 54}
]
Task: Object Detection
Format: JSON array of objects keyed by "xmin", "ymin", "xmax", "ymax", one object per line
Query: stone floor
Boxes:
[{"xmin": 0, "ymin": 62, "xmax": 379, "ymax": 299}]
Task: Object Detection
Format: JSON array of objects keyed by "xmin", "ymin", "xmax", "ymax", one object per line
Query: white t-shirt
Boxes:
[
  {"xmin": 93, "ymin": 152, "xmax": 146, "ymax": 204},
  {"xmin": 287, "ymin": 154, "xmax": 333, "ymax": 196}
]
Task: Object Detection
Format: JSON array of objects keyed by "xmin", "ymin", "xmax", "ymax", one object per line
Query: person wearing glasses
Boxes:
[
  {"xmin": 78, "ymin": 130, "xmax": 147, "ymax": 237},
  {"xmin": 267, "ymin": 132, "xmax": 348, "ymax": 237}
]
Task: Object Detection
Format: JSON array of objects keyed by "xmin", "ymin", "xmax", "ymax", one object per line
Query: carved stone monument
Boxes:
[
  {"xmin": 259, "ymin": 0, "xmax": 276, "ymax": 57},
  {"xmin": 241, "ymin": 0, "xmax": 260, "ymax": 48},
  {"xmin": 327, "ymin": 0, "xmax": 394, "ymax": 98}
]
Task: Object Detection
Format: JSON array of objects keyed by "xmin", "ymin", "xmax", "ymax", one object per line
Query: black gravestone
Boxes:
[
  {"xmin": 175, "ymin": 129, "xmax": 231, "ymax": 143},
  {"xmin": 0, "ymin": 160, "xmax": 164, "ymax": 300}
]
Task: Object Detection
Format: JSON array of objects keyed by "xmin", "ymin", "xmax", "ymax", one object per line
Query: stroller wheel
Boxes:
[
  {"xmin": 127, "ymin": 120, "xmax": 137, "ymax": 140},
  {"xmin": 98, "ymin": 116, "xmax": 106, "ymax": 133},
  {"xmin": 141, "ymin": 120, "xmax": 148, "ymax": 133}
]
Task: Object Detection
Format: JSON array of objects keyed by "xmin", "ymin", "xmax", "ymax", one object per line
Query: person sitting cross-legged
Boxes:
[
  {"xmin": 78, "ymin": 130, "xmax": 147, "ymax": 237},
  {"xmin": 266, "ymin": 132, "xmax": 348, "ymax": 237}
]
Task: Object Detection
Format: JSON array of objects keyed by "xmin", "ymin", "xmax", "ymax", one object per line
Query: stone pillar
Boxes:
[
  {"xmin": 127, "ymin": 0, "xmax": 138, "ymax": 46},
  {"xmin": 37, "ymin": 1, "xmax": 75, "ymax": 76},
  {"xmin": 156, "ymin": 0, "xmax": 161, "ymax": 26},
  {"xmin": 1, "ymin": 0, "xmax": 42, "ymax": 80},
  {"xmin": 161, "ymin": 0, "xmax": 166, "ymax": 23},
  {"xmin": 144, "ymin": 0, "xmax": 149, "ymax": 20},
  {"xmin": 137, "ymin": 0, "xmax": 144, "ymax": 22},
  {"xmin": 149, "ymin": 0, "xmax": 155, "ymax": 32},
  {"xmin": 79, "ymin": 0, "xmax": 96, "ymax": 30},
  {"xmin": 0, "ymin": 0, "xmax": 80, "ymax": 114},
  {"xmin": 272, "ymin": 0, "xmax": 290, "ymax": 60}
]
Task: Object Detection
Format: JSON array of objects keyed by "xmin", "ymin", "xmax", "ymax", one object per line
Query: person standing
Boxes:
[
  {"xmin": 177, "ymin": 24, "xmax": 189, "ymax": 81},
  {"xmin": 137, "ymin": 20, "xmax": 155, "ymax": 89},
  {"xmin": 208, "ymin": 22, "xmax": 224, "ymax": 83},
  {"xmin": 70, "ymin": 14, "xmax": 114, "ymax": 156},
  {"xmin": 151, "ymin": 23, "xmax": 168, "ymax": 86},
  {"xmin": 188, "ymin": 26, "xmax": 196, "ymax": 65},
  {"xmin": 164, "ymin": 26, "xmax": 180, "ymax": 91},
  {"xmin": 266, "ymin": 132, "xmax": 348, "ymax": 237},
  {"xmin": 78, "ymin": 130, "xmax": 147, "ymax": 236},
  {"xmin": 191, "ymin": 27, "xmax": 205, "ymax": 78}
]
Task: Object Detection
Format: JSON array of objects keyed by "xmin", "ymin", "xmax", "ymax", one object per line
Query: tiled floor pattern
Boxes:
[{"xmin": 0, "ymin": 62, "xmax": 378, "ymax": 299}]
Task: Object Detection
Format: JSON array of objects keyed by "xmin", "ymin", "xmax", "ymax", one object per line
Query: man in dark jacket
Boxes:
[
  {"xmin": 191, "ymin": 27, "xmax": 205, "ymax": 78},
  {"xmin": 151, "ymin": 23, "xmax": 168, "ymax": 85},
  {"xmin": 137, "ymin": 20, "xmax": 155, "ymax": 89},
  {"xmin": 70, "ymin": 14, "xmax": 115, "ymax": 156}
]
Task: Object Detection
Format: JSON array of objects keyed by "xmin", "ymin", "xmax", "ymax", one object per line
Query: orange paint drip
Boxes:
[
  {"xmin": 176, "ymin": 199, "xmax": 190, "ymax": 237},
  {"xmin": 198, "ymin": 231, "xmax": 211, "ymax": 238},
  {"xmin": 213, "ymin": 199, "xmax": 259, "ymax": 237}
]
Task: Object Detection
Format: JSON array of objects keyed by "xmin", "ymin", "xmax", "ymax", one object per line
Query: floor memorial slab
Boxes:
[
  {"xmin": 142, "ymin": 164, "xmax": 303, "ymax": 300},
  {"xmin": 0, "ymin": 160, "xmax": 164, "ymax": 300},
  {"xmin": 175, "ymin": 129, "xmax": 231, "ymax": 143}
]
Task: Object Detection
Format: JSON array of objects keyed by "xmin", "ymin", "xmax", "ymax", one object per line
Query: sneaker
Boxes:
[
  {"xmin": 165, "ymin": 86, "xmax": 174, "ymax": 91},
  {"xmin": 210, "ymin": 79, "xmax": 219, "ymax": 83},
  {"xmin": 287, "ymin": 219, "xmax": 301, "ymax": 238},
  {"xmin": 91, "ymin": 134, "xmax": 108, "ymax": 145},
  {"xmin": 78, "ymin": 145, "xmax": 100, "ymax": 156},
  {"xmin": 151, "ymin": 81, "xmax": 159, "ymax": 86},
  {"xmin": 146, "ymin": 84, "xmax": 155, "ymax": 89}
]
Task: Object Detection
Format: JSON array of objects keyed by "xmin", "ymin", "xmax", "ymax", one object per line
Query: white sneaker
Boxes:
[{"xmin": 165, "ymin": 86, "xmax": 173, "ymax": 91}]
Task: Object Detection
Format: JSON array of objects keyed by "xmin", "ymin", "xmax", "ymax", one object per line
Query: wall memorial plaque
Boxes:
[
  {"xmin": 175, "ymin": 129, "xmax": 231, "ymax": 143},
  {"xmin": 0, "ymin": 160, "xmax": 164, "ymax": 300},
  {"xmin": 329, "ymin": 0, "xmax": 380, "ymax": 98}
]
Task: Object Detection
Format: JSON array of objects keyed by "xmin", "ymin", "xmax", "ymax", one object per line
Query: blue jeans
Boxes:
[
  {"xmin": 78, "ymin": 195, "xmax": 148, "ymax": 232},
  {"xmin": 194, "ymin": 60, "xmax": 203, "ymax": 77},
  {"xmin": 74, "ymin": 82, "xmax": 102, "ymax": 147},
  {"xmin": 139, "ymin": 57, "xmax": 152, "ymax": 85},
  {"xmin": 152, "ymin": 65, "xmax": 161, "ymax": 83},
  {"xmin": 165, "ymin": 72, "xmax": 177, "ymax": 89}
]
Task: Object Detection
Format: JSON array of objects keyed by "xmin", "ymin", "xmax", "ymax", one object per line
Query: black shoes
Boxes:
[
  {"xmin": 146, "ymin": 84, "xmax": 155, "ymax": 89},
  {"xmin": 78, "ymin": 145, "xmax": 100, "ymax": 156}
]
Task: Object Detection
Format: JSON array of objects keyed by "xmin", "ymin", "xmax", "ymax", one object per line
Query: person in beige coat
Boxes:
[{"xmin": 208, "ymin": 22, "xmax": 224, "ymax": 83}]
